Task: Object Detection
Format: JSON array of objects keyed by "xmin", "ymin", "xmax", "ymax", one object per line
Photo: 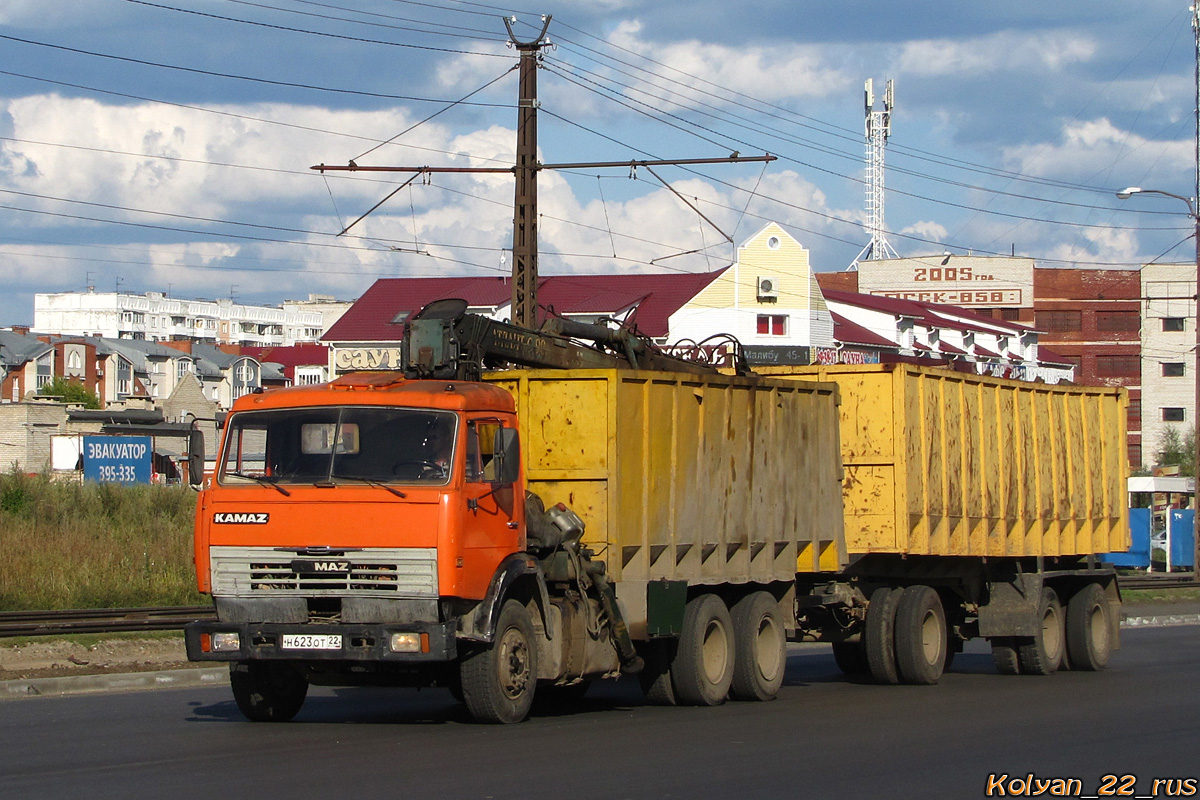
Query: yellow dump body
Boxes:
[
  {"xmin": 485, "ymin": 369, "xmax": 845, "ymax": 587},
  {"xmin": 755, "ymin": 364, "xmax": 1129, "ymax": 567}
]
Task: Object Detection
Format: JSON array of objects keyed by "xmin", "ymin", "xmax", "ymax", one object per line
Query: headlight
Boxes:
[
  {"xmin": 389, "ymin": 632, "xmax": 422, "ymax": 653},
  {"xmin": 211, "ymin": 632, "xmax": 241, "ymax": 652}
]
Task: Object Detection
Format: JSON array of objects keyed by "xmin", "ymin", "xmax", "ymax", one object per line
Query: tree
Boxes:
[
  {"xmin": 1153, "ymin": 424, "xmax": 1196, "ymax": 477},
  {"xmin": 38, "ymin": 376, "xmax": 102, "ymax": 409}
]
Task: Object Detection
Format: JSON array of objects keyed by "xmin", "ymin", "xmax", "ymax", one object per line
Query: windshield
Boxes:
[{"xmin": 219, "ymin": 406, "xmax": 457, "ymax": 486}]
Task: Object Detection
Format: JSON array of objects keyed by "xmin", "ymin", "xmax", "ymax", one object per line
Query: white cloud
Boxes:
[
  {"xmin": 1042, "ymin": 225, "xmax": 1139, "ymax": 264},
  {"xmin": 606, "ymin": 20, "xmax": 852, "ymax": 105},
  {"xmin": 895, "ymin": 30, "xmax": 1097, "ymax": 77},
  {"xmin": 900, "ymin": 220, "xmax": 950, "ymax": 246},
  {"xmin": 1001, "ymin": 117, "xmax": 1191, "ymax": 180}
]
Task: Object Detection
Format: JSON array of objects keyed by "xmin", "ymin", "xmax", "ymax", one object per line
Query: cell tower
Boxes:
[{"xmin": 850, "ymin": 78, "xmax": 898, "ymax": 269}]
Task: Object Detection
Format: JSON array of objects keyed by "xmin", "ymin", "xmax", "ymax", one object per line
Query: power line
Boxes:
[
  {"xmin": 0, "ymin": 34, "xmax": 515, "ymax": 103},
  {"xmin": 121, "ymin": 0, "xmax": 511, "ymax": 55}
]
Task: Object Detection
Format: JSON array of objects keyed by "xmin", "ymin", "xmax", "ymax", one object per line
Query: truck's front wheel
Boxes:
[
  {"xmin": 229, "ymin": 661, "xmax": 309, "ymax": 722},
  {"xmin": 460, "ymin": 599, "xmax": 538, "ymax": 723}
]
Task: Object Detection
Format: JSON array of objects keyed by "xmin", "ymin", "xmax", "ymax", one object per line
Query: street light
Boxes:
[{"xmin": 1117, "ymin": 186, "xmax": 1200, "ymax": 579}]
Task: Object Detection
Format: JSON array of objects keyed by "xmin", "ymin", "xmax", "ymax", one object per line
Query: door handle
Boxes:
[{"xmin": 507, "ymin": 521, "xmax": 519, "ymax": 529}]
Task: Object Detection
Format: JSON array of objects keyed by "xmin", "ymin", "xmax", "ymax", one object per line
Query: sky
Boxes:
[{"xmin": 0, "ymin": 0, "xmax": 1196, "ymax": 326}]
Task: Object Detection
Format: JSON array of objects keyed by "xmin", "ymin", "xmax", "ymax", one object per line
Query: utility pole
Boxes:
[
  {"xmin": 505, "ymin": 15, "xmax": 551, "ymax": 328},
  {"xmin": 313, "ymin": 16, "xmax": 774, "ymax": 330},
  {"xmin": 1192, "ymin": 0, "xmax": 1199, "ymax": 581}
]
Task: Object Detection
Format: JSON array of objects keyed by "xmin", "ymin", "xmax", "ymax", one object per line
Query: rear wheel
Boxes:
[
  {"xmin": 460, "ymin": 599, "xmax": 538, "ymax": 724},
  {"xmin": 1017, "ymin": 587, "xmax": 1064, "ymax": 676},
  {"xmin": 991, "ymin": 638, "xmax": 1021, "ymax": 675},
  {"xmin": 832, "ymin": 641, "xmax": 870, "ymax": 676},
  {"xmin": 864, "ymin": 586, "xmax": 903, "ymax": 685},
  {"xmin": 672, "ymin": 594, "xmax": 735, "ymax": 706},
  {"xmin": 729, "ymin": 591, "xmax": 786, "ymax": 701},
  {"xmin": 894, "ymin": 585, "xmax": 947, "ymax": 685},
  {"xmin": 638, "ymin": 639, "xmax": 678, "ymax": 706},
  {"xmin": 1066, "ymin": 583, "xmax": 1112, "ymax": 671},
  {"xmin": 229, "ymin": 661, "xmax": 309, "ymax": 722}
]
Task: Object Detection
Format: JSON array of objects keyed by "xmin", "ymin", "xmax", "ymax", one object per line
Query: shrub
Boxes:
[{"xmin": 0, "ymin": 473, "xmax": 202, "ymax": 610}]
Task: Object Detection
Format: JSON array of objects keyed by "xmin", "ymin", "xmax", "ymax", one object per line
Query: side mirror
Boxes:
[
  {"xmin": 493, "ymin": 428, "xmax": 520, "ymax": 486},
  {"xmin": 188, "ymin": 428, "xmax": 205, "ymax": 488}
]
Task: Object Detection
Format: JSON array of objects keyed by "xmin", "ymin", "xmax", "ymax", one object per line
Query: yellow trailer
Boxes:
[
  {"xmin": 486, "ymin": 368, "xmax": 845, "ymax": 636},
  {"xmin": 753, "ymin": 363, "xmax": 1129, "ymax": 565},
  {"xmin": 752, "ymin": 363, "xmax": 1127, "ymax": 687}
]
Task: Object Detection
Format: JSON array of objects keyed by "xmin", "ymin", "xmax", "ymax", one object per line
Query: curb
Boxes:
[
  {"xmin": 1121, "ymin": 614, "xmax": 1200, "ymax": 629},
  {"xmin": 0, "ymin": 666, "xmax": 227, "ymax": 701}
]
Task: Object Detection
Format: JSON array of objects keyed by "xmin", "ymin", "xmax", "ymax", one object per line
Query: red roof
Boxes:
[
  {"xmin": 242, "ymin": 343, "xmax": 329, "ymax": 382},
  {"xmin": 324, "ymin": 270, "xmax": 727, "ymax": 342},
  {"xmin": 830, "ymin": 312, "xmax": 899, "ymax": 349},
  {"xmin": 824, "ymin": 289, "xmax": 1032, "ymax": 335}
]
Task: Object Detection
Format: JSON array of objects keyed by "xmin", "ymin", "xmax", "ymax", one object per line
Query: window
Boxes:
[
  {"xmin": 219, "ymin": 407, "xmax": 457, "ymax": 486},
  {"xmin": 1162, "ymin": 362, "xmax": 1186, "ymax": 377},
  {"xmin": 1127, "ymin": 397, "xmax": 1141, "ymax": 431},
  {"xmin": 1035, "ymin": 310, "xmax": 1081, "ymax": 333},
  {"xmin": 1163, "ymin": 317, "xmax": 1186, "ymax": 332},
  {"xmin": 1095, "ymin": 312, "xmax": 1140, "ymax": 333},
  {"xmin": 466, "ymin": 419, "xmax": 503, "ymax": 483},
  {"xmin": 1000, "ymin": 308, "xmax": 1023, "ymax": 322},
  {"xmin": 1163, "ymin": 408, "xmax": 1186, "ymax": 422},
  {"xmin": 1128, "ymin": 443, "xmax": 1142, "ymax": 469},
  {"xmin": 1058, "ymin": 354, "xmax": 1083, "ymax": 370},
  {"xmin": 1094, "ymin": 354, "xmax": 1140, "ymax": 378},
  {"xmin": 756, "ymin": 314, "xmax": 787, "ymax": 336},
  {"xmin": 177, "ymin": 359, "xmax": 194, "ymax": 381}
]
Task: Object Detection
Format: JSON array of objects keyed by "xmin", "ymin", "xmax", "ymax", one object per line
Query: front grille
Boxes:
[{"xmin": 210, "ymin": 546, "xmax": 438, "ymax": 598}]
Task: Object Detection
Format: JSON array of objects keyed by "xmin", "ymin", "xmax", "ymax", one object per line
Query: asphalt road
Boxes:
[{"xmin": 0, "ymin": 626, "xmax": 1195, "ymax": 800}]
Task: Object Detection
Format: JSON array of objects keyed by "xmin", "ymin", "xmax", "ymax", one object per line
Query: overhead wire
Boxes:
[{"xmin": 2, "ymin": 0, "xmax": 1192, "ymax": 304}]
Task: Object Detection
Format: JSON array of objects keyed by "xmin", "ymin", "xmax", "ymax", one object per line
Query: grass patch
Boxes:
[
  {"xmin": 1122, "ymin": 587, "xmax": 1200, "ymax": 604},
  {"xmin": 0, "ymin": 473, "xmax": 204, "ymax": 611},
  {"xmin": 0, "ymin": 631, "xmax": 185, "ymax": 648}
]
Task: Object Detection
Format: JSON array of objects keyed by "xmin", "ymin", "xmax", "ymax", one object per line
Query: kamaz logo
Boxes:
[{"xmin": 213, "ymin": 512, "xmax": 269, "ymax": 524}]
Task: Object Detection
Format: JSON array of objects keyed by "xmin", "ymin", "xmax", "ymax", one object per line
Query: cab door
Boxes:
[{"xmin": 459, "ymin": 418, "xmax": 523, "ymax": 591}]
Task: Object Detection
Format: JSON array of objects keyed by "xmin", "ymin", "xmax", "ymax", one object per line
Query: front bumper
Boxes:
[{"xmin": 184, "ymin": 620, "xmax": 457, "ymax": 663}]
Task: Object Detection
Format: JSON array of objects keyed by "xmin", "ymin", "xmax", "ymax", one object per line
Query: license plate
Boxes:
[{"xmin": 281, "ymin": 633, "xmax": 342, "ymax": 650}]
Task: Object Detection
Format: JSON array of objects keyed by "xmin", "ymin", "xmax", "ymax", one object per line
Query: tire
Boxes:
[
  {"xmin": 832, "ymin": 641, "xmax": 870, "ymax": 676},
  {"xmin": 460, "ymin": 599, "xmax": 538, "ymax": 723},
  {"xmin": 671, "ymin": 593, "xmax": 735, "ymax": 706},
  {"xmin": 229, "ymin": 661, "xmax": 309, "ymax": 722},
  {"xmin": 942, "ymin": 645, "xmax": 957, "ymax": 674},
  {"xmin": 729, "ymin": 591, "xmax": 786, "ymax": 701},
  {"xmin": 1066, "ymin": 583, "xmax": 1112, "ymax": 671},
  {"xmin": 894, "ymin": 585, "xmax": 947, "ymax": 685},
  {"xmin": 1017, "ymin": 587, "xmax": 1064, "ymax": 676},
  {"xmin": 991, "ymin": 638, "xmax": 1021, "ymax": 674},
  {"xmin": 864, "ymin": 586, "xmax": 903, "ymax": 685},
  {"xmin": 638, "ymin": 639, "xmax": 678, "ymax": 705}
]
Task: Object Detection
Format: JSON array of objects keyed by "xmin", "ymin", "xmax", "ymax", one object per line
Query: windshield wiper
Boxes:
[
  {"xmin": 224, "ymin": 471, "xmax": 291, "ymax": 496},
  {"xmin": 329, "ymin": 475, "xmax": 407, "ymax": 498}
]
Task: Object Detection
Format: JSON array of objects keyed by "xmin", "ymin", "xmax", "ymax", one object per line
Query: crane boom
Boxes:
[{"xmin": 401, "ymin": 299, "xmax": 730, "ymax": 381}]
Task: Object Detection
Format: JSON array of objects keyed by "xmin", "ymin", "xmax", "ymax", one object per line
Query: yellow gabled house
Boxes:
[{"xmin": 668, "ymin": 222, "xmax": 834, "ymax": 351}]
